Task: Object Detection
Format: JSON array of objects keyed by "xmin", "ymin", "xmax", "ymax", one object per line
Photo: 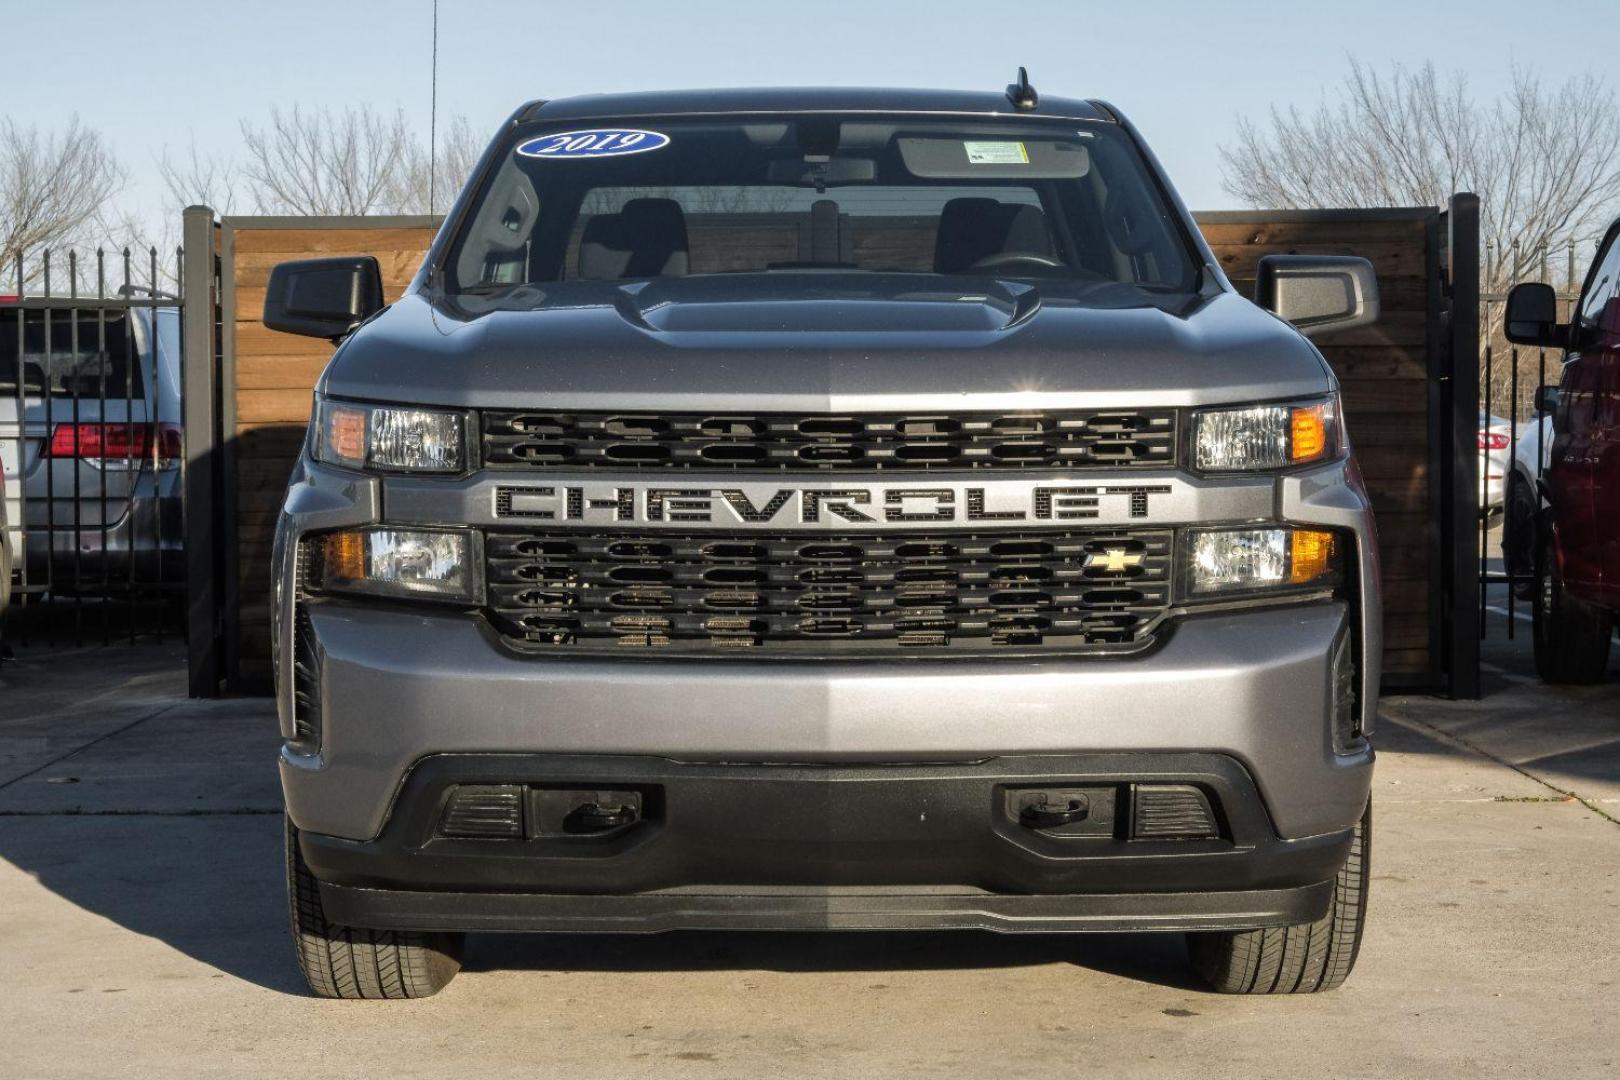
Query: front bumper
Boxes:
[
  {"xmin": 301, "ymin": 752, "xmax": 1349, "ymax": 934},
  {"xmin": 282, "ymin": 599, "xmax": 1372, "ymax": 844}
]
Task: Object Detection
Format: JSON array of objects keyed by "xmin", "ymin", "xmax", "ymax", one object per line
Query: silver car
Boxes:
[{"xmin": 0, "ymin": 303, "xmax": 183, "ymax": 601}]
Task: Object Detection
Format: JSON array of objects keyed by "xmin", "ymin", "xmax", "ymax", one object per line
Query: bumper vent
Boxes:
[
  {"xmin": 439, "ymin": 785, "xmax": 525, "ymax": 839},
  {"xmin": 1330, "ymin": 629, "xmax": 1364, "ymax": 753},
  {"xmin": 1132, "ymin": 785, "xmax": 1219, "ymax": 840},
  {"xmin": 291, "ymin": 610, "xmax": 321, "ymax": 744},
  {"xmin": 486, "ymin": 528, "xmax": 1173, "ymax": 657},
  {"xmin": 481, "ymin": 408, "xmax": 1177, "ymax": 472},
  {"xmin": 290, "ymin": 542, "xmax": 322, "ymax": 745}
]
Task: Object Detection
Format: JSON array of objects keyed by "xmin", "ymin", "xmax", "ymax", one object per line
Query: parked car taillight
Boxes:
[
  {"xmin": 1478, "ymin": 431, "xmax": 1510, "ymax": 450},
  {"xmin": 45, "ymin": 422, "xmax": 182, "ymax": 462}
]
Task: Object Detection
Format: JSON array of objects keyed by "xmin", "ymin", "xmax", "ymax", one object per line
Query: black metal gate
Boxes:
[{"xmin": 1, "ymin": 246, "xmax": 187, "ymax": 651}]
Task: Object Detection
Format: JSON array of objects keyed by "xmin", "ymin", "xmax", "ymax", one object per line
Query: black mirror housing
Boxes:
[
  {"xmin": 1535, "ymin": 384, "xmax": 1561, "ymax": 415},
  {"xmin": 1254, "ymin": 255, "xmax": 1380, "ymax": 339},
  {"xmin": 1503, "ymin": 282, "xmax": 1565, "ymax": 348},
  {"xmin": 263, "ymin": 257, "xmax": 384, "ymax": 340}
]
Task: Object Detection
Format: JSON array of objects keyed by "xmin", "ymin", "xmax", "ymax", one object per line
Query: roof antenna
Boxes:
[{"xmin": 1006, "ymin": 66, "xmax": 1038, "ymax": 110}]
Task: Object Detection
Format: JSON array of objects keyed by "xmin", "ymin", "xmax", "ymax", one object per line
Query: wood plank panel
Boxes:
[
  {"xmin": 236, "ymin": 353, "xmax": 333, "ymax": 391},
  {"xmin": 232, "ymin": 249, "xmax": 427, "ymax": 288},
  {"xmin": 1196, "ymin": 218, "xmax": 1428, "ymax": 246},
  {"xmin": 233, "ymin": 227, "xmax": 439, "ymax": 254},
  {"xmin": 236, "ymin": 389, "xmax": 314, "ymax": 425}
]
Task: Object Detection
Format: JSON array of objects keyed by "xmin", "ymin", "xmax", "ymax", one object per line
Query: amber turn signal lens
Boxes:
[
  {"xmin": 1289, "ymin": 404, "xmax": 1329, "ymax": 462},
  {"xmin": 322, "ymin": 531, "xmax": 367, "ymax": 583},
  {"xmin": 323, "ymin": 404, "xmax": 367, "ymax": 468},
  {"xmin": 1289, "ymin": 529, "xmax": 1337, "ymax": 585}
]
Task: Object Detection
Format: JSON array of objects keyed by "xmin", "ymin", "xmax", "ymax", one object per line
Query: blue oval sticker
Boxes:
[{"xmin": 515, "ymin": 129, "xmax": 670, "ymax": 160}]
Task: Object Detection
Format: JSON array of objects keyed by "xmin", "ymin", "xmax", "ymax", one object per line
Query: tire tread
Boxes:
[
  {"xmin": 1534, "ymin": 533, "xmax": 1613, "ymax": 684},
  {"xmin": 1188, "ymin": 803, "xmax": 1370, "ymax": 994},
  {"xmin": 285, "ymin": 818, "xmax": 463, "ymax": 999}
]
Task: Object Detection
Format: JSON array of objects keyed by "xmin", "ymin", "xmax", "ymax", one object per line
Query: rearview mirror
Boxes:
[
  {"xmin": 1503, "ymin": 282, "xmax": 1565, "ymax": 348},
  {"xmin": 263, "ymin": 257, "xmax": 384, "ymax": 340},
  {"xmin": 1254, "ymin": 255, "xmax": 1380, "ymax": 338},
  {"xmin": 764, "ymin": 158, "xmax": 877, "ymax": 186}
]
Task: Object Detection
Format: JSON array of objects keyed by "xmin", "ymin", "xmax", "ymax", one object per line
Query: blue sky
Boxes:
[{"xmin": 5, "ymin": 0, "xmax": 1610, "ymax": 226}]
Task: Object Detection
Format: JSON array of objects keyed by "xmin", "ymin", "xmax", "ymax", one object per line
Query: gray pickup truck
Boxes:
[{"xmin": 265, "ymin": 78, "xmax": 1382, "ymax": 999}]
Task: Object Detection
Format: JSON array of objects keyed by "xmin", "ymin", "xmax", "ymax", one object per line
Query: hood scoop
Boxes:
[{"xmin": 616, "ymin": 275, "xmax": 1039, "ymax": 335}]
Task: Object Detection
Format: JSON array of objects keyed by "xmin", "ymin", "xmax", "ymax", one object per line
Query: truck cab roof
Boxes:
[{"xmin": 517, "ymin": 87, "xmax": 1116, "ymax": 125}]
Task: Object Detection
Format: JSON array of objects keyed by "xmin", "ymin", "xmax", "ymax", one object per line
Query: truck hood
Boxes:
[{"xmin": 320, "ymin": 273, "xmax": 1334, "ymax": 411}]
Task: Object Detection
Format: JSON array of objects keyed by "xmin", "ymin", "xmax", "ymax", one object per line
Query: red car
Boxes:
[{"xmin": 1504, "ymin": 220, "xmax": 1620, "ymax": 681}]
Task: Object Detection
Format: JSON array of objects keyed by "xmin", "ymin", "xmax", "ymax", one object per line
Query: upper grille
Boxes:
[
  {"xmin": 481, "ymin": 409, "xmax": 1177, "ymax": 471},
  {"xmin": 485, "ymin": 528, "xmax": 1174, "ymax": 657}
]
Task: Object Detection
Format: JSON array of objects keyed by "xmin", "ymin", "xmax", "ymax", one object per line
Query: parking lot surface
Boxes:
[{"xmin": 1, "ymin": 634, "xmax": 1617, "ymax": 1079}]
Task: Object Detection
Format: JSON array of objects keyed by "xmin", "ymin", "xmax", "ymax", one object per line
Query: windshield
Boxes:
[{"xmin": 444, "ymin": 115, "xmax": 1199, "ymax": 297}]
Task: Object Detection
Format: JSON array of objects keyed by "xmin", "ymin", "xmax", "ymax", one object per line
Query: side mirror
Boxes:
[
  {"xmin": 1503, "ymin": 282, "xmax": 1565, "ymax": 348},
  {"xmin": 263, "ymin": 257, "xmax": 384, "ymax": 340},
  {"xmin": 1254, "ymin": 255, "xmax": 1380, "ymax": 338},
  {"xmin": 1535, "ymin": 384, "xmax": 1560, "ymax": 415}
]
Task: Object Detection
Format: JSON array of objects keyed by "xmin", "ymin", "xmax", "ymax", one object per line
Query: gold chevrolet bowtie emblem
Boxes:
[{"xmin": 1087, "ymin": 548, "xmax": 1144, "ymax": 573}]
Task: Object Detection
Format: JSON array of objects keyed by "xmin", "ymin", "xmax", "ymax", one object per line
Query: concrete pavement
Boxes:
[{"xmin": 0, "ymin": 639, "xmax": 1616, "ymax": 1079}]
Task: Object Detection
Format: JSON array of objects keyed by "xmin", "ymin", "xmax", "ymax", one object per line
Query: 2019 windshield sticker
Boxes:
[{"xmin": 515, "ymin": 129, "xmax": 670, "ymax": 159}]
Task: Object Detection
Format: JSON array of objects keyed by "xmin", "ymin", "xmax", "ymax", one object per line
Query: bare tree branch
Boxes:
[
  {"xmin": 239, "ymin": 105, "xmax": 411, "ymax": 215},
  {"xmin": 0, "ymin": 116, "xmax": 124, "ymax": 287},
  {"xmin": 1220, "ymin": 59, "xmax": 1620, "ymax": 292},
  {"xmin": 392, "ymin": 114, "xmax": 483, "ymax": 215},
  {"xmin": 158, "ymin": 137, "xmax": 240, "ymax": 217}
]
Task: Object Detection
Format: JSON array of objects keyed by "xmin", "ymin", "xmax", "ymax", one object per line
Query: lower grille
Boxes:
[{"xmin": 485, "ymin": 528, "xmax": 1173, "ymax": 657}]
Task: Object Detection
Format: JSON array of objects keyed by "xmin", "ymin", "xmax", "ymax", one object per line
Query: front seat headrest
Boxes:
[
  {"xmin": 933, "ymin": 197, "xmax": 1053, "ymax": 273},
  {"xmin": 578, "ymin": 197, "xmax": 690, "ymax": 279}
]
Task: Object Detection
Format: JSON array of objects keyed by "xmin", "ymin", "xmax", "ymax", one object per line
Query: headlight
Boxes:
[
  {"xmin": 1187, "ymin": 526, "xmax": 1343, "ymax": 596},
  {"xmin": 1193, "ymin": 396, "xmax": 1340, "ymax": 471},
  {"xmin": 315, "ymin": 398, "xmax": 466, "ymax": 473},
  {"xmin": 309, "ymin": 528, "xmax": 481, "ymax": 603}
]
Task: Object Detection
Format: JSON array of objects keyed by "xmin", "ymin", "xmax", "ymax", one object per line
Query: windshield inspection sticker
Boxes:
[
  {"xmin": 964, "ymin": 141, "xmax": 1029, "ymax": 165},
  {"xmin": 516, "ymin": 129, "xmax": 670, "ymax": 159}
]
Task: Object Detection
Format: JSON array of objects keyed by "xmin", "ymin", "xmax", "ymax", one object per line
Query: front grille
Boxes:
[
  {"xmin": 485, "ymin": 528, "xmax": 1173, "ymax": 657},
  {"xmin": 481, "ymin": 409, "xmax": 1177, "ymax": 472}
]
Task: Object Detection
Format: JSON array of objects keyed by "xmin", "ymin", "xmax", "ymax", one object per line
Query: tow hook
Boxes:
[
  {"xmin": 564, "ymin": 796, "xmax": 641, "ymax": 833},
  {"xmin": 1016, "ymin": 791, "xmax": 1090, "ymax": 828}
]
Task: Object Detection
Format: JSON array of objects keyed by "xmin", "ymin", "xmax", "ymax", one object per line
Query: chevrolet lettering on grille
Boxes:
[{"xmin": 493, "ymin": 482, "xmax": 1176, "ymax": 529}]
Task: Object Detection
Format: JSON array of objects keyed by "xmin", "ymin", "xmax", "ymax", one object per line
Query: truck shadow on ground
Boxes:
[{"xmin": 0, "ymin": 811, "xmax": 307, "ymax": 995}]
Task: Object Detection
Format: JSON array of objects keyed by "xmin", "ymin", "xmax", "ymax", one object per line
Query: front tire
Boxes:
[
  {"xmin": 1532, "ymin": 534, "xmax": 1612, "ymax": 684},
  {"xmin": 286, "ymin": 818, "xmax": 464, "ymax": 999},
  {"xmin": 1502, "ymin": 475, "xmax": 1539, "ymax": 601},
  {"xmin": 1187, "ymin": 803, "xmax": 1369, "ymax": 994}
]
